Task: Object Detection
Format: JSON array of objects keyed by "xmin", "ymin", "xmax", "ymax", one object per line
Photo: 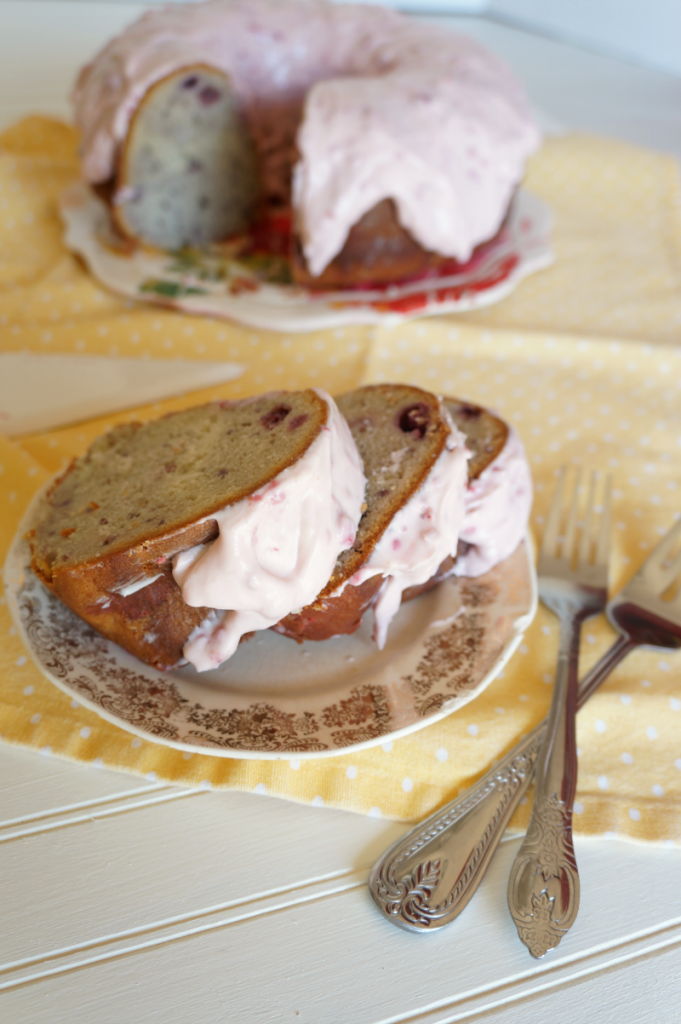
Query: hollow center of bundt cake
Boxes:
[{"xmin": 31, "ymin": 391, "xmax": 327, "ymax": 576}]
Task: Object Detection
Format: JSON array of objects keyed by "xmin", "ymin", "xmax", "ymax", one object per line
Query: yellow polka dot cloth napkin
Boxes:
[{"xmin": 2, "ymin": 117, "xmax": 681, "ymax": 843}]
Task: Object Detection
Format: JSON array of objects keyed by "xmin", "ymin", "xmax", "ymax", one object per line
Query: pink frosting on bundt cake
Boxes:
[{"xmin": 73, "ymin": 0, "xmax": 540, "ymax": 275}]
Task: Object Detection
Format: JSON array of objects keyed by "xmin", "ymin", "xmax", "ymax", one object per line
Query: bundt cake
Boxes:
[{"xmin": 73, "ymin": 0, "xmax": 540, "ymax": 284}]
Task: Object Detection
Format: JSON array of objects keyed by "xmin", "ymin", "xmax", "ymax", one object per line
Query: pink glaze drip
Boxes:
[
  {"xmin": 343, "ymin": 407, "xmax": 469, "ymax": 649},
  {"xmin": 172, "ymin": 389, "xmax": 365, "ymax": 671},
  {"xmin": 73, "ymin": 0, "xmax": 540, "ymax": 275},
  {"xmin": 454, "ymin": 427, "xmax": 533, "ymax": 577}
]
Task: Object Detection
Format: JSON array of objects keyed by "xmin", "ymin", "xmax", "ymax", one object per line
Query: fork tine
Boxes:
[
  {"xmin": 563, "ymin": 467, "xmax": 582, "ymax": 565},
  {"xmin": 541, "ymin": 467, "xmax": 567, "ymax": 559},
  {"xmin": 653, "ymin": 540, "xmax": 681, "ymax": 594},
  {"xmin": 578, "ymin": 471, "xmax": 597, "ymax": 567},
  {"xmin": 640, "ymin": 517, "xmax": 681, "ymax": 582},
  {"xmin": 663, "ymin": 548, "xmax": 681, "ymax": 598},
  {"xmin": 595, "ymin": 474, "xmax": 612, "ymax": 569}
]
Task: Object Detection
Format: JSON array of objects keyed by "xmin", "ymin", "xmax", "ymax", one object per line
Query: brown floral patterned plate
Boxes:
[{"xmin": 6, "ymin": 509, "xmax": 536, "ymax": 759}]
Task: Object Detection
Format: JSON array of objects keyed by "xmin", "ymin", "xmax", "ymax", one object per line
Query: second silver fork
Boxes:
[
  {"xmin": 507, "ymin": 468, "xmax": 611, "ymax": 958},
  {"xmin": 369, "ymin": 507, "xmax": 681, "ymax": 940}
]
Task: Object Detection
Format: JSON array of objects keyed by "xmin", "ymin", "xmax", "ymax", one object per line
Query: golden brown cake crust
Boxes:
[
  {"xmin": 290, "ymin": 197, "xmax": 515, "ymax": 290},
  {"xmin": 290, "ymin": 199, "xmax": 442, "ymax": 289},
  {"xmin": 76, "ymin": 570, "xmax": 208, "ymax": 671},
  {"xmin": 274, "ymin": 574, "xmax": 384, "ymax": 643}
]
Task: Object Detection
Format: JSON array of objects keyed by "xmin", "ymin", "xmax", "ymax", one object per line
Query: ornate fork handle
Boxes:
[
  {"xmin": 506, "ymin": 604, "xmax": 584, "ymax": 957},
  {"xmin": 369, "ymin": 633, "xmax": 634, "ymax": 933}
]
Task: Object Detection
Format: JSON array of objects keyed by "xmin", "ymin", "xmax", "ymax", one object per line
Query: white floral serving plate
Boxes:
[
  {"xmin": 60, "ymin": 183, "xmax": 553, "ymax": 334},
  {"xmin": 6, "ymin": 491, "xmax": 536, "ymax": 759}
]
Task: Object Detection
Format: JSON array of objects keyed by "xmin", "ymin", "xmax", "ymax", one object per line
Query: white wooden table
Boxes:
[{"xmin": 2, "ymin": 5, "xmax": 681, "ymax": 1021}]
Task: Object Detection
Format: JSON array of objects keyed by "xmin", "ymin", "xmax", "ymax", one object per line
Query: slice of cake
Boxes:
[
  {"xmin": 277, "ymin": 390, "xmax": 515, "ymax": 638},
  {"xmin": 29, "ymin": 389, "xmax": 365, "ymax": 670},
  {"xmin": 276, "ymin": 385, "xmax": 470, "ymax": 644}
]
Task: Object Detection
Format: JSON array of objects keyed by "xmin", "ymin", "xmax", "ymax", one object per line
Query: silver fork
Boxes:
[
  {"xmin": 369, "ymin": 510, "xmax": 681, "ymax": 936},
  {"xmin": 507, "ymin": 468, "xmax": 611, "ymax": 957},
  {"xmin": 372, "ymin": 475, "xmax": 663, "ymax": 937}
]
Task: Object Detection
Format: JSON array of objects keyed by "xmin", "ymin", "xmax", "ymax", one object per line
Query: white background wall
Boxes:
[
  {"xmin": 486, "ymin": 0, "xmax": 681, "ymax": 78},
  {"xmin": 25, "ymin": 0, "xmax": 681, "ymax": 78},
  {"xmin": 363, "ymin": 0, "xmax": 681, "ymax": 75}
]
